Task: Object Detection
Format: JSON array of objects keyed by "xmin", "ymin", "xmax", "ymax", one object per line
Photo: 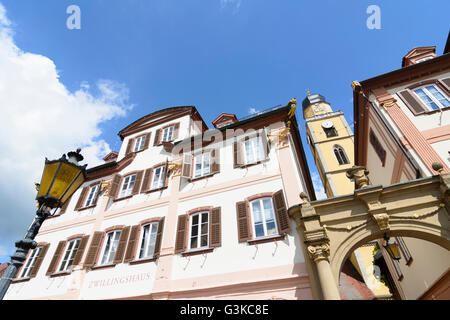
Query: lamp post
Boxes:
[{"xmin": 0, "ymin": 149, "xmax": 87, "ymax": 300}]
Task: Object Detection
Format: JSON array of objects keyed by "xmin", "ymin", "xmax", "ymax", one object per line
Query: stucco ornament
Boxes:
[
  {"xmin": 168, "ymin": 160, "xmax": 182, "ymax": 177},
  {"xmin": 346, "ymin": 165, "xmax": 370, "ymax": 189},
  {"xmin": 101, "ymin": 179, "xmax": 112, "ymax": 196},
  {"xmin": 307, "ymin": 243, "xmax": 330, "ymax": 262},
  {"xmin": 372, "ymin": 213, "xmax": 390, "ymax": 231}
]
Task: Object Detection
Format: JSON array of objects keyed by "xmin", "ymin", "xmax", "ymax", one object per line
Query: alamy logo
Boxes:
[
  {"xmin": 66, "ymin": 5, "xmax": 81, "ymax": 30},
  {"xmin": 366, "ymin": 5, "xmax": 381, "ymax": 30}
]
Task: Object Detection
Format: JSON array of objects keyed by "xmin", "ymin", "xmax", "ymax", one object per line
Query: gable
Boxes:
[{"xmin": 402, "ymin": 46, "xmax": 437, "ymax": 67}]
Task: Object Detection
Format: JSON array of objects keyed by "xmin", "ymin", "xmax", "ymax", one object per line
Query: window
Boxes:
[
  {"xmin": 100, "ymin": 230, "xmax": 122, "ymax": 265},
  {"xmin": 416, "ymin": 56, "xmax": 434, "ymax": 63},
  {"xmin": 58, "ymin": 239, "xmax": 81, "ymax": 272},
  {"xmin": 189, "ymin": 212, "xmax": 209, "ymax": 250},
  {"xmin": 162, "ymin": 126, "xmax": 174, "ymax": 142},
  {"xmin": 244, "ymin": 136, "xmax": 265, "ymax": 165},
  {"xmin": 151, "ymin": 165, "xmax": 166, "ymax": 190},
  {"xmin": 324, "ymin": 127, "xmax": 338, "ymax": 138},
  {"xmin": 133, "ymin": 135, "xmax": 147, "ymax": 152},
  {"xmin": 84, "ymin": 184, "xmax": 100, "ymax": 207},
  {"xmin": 250, "ymin": 198, "xmax": 278, "ymax": 238},
  {"xmin": 137, "ymin": 222, "xmax": 159, "ymax": 259},
  {"xmin": 333, "ymin": 145, "xmax": 349, "ymax": 165},
  {"xmin": 369, "ymin": 130, "xmax": 386, "ymax": 167},
  {"xmin": 19, "ymin": 247, "xmax": 42, "ymax": 278},
  {"xmin": 413, "ymin": 85, "xmax": 450, "ymax": 110},
  {"xmin": 119, "ymin": 174, "xmax": 136, "ymax": 198},
  {"xmin": 193, "ymin": 152, "xmax": 211, "ymax": 179}
]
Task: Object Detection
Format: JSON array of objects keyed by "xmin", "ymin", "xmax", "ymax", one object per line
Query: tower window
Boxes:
[
  {"xmin": 322, "ymin": 120, "xmax": 338, "ymax": 138},
  {"xmin": 333, "ymin": 145, "xmax": 349, "ymax": 165}
]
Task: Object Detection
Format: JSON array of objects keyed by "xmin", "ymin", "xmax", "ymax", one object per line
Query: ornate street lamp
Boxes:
[
  {"xmin": 0, "ymin": 149, "xmax": 87, "ymax": 300},
  {"xmin": 383, "ymin": 234, "xmax": 401, "ymax": 261}
]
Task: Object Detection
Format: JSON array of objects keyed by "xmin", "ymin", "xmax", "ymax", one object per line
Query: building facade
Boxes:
[
  {"xmin": 353, "ymin": 35, "xmax": 450, "ymax": 299},
  {"xmin": 4, "ymin": 104, "xmax": 323, "ymax": 300}
]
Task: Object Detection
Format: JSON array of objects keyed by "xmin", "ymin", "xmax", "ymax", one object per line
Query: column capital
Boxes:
[{"xmin": 307, "ymin": 243, "xmax": 330, "ymax": 262}]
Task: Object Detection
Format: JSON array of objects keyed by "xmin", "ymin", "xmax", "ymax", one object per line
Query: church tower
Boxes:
[{"xmin": 302, "ymin": 93, "xmax": 355, "ymax": 197}]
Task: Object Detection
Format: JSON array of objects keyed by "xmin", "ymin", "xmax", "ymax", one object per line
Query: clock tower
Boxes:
[{"xmin": 302, "ymin": 93, "xmax": 355, "ymax": 197}]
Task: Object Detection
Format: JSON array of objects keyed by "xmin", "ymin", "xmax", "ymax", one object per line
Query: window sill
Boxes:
[
  {"xmin": 189, "ymin": 173, "xmax": 216, "ymax": 182},
  {"xmin": 145, "ymin": 186, "xmax": 168, "ymax": 194},
  {"xmin": 49, "ymin": 271, "xmax": 71, "ymax": 278},
  {"xmin": 12, "ymin": 277, "xmax": 31, "ymax": 283},
  {"xmin": 181, "ymin": 248, "xmax": 214, "ymax": 257},
  {"xmin": 129, "ymin": 257, "xmax": 157, "ymax": 265},
  {"xmin": 77, "ymin": 204, "xmax": 97, "ymax": 212},
  {"xmin": 112, "ymin": 195, "xmax": 133, "ymax": 202},
  {"xmin": 247, "ymin": 234, "xmax": 285, "ymax": 245},
  {"xmin": 238, "ymin": 158, "xmax": 270, "ymax": 169},
  {"xmin": 416, "ymin": 106, "xmax": 450, "ymax": 116},
  {"xmin": 90, "ymin": 263, "xmax": 116, "ymax": 271}
]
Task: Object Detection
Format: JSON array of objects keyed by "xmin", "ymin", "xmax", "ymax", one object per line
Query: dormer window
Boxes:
[{"xmin": 416, "ymin": 56, "xmax": 434, "ymax": 63}]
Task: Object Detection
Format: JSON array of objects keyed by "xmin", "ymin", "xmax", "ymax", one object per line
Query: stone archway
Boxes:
[{"xmin": 289, "ymin": 170, "xmax": 450, "ymax": 300}]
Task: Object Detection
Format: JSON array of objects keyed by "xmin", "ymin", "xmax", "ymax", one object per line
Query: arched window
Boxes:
[{"xmin": 333, "ymin": 145, "xmax": 349, "ymax": 165}]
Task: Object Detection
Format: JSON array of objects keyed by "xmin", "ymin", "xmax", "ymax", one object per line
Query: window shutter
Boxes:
[
  {"xmin": 163, "ymin": 162, "xmax": 170, "ymax": 187},
  {"xmin": 46, "ymin": 241, "xmax": 66, "ymax": 275},
  {"xmin": 211, "ymin": 148, "xmax": 220, "ymax": 174},
  {"xmin": 84, "ymin": 231, "xmax": 104, "ymax": 268},
  {"xmin": 124, "ymin": 225, "xmax": 139, "ymax": 262},
  {"xmin": 233, "ymin": 140, "xmax": 244, "ymax": 168},
  {"xmin": 236, "ymin": 201, "xmax": 251, "ymax": 242},
  {"xmin": 125, "ymin": 138, "xmax": 135, "ymax": 155},
  {"xmin": 154, "ymin": 218, "xmax": 165, "ymax": 258},
  {"xmin": 109, "ymin": 174, "xmax": 122, "ymax": 199},
  {"xmin": 209, "ymin": 207, "xmax": 222, "ymax": 248},
  {"xmin": 181, "ymin": 154, "xmax": 193, "ymax": 179},
  {"xmin": 438, "ymin": 77, "xmax": 450, "ymax": 92},
  {"xmin": 59, "ymin": 196, "xmax": 71, "ymax": 214},
  {"xmin": 175, "ymin": 214, "xmax": 188, "ymax": 253},
  {"xmin": 140, "ymin": 168, "xmax": 153, "ymax": 193},
  {"xmin": 396, "ymin": 237, "xmax": 413, "ymax": 265},
  {"xmin": 131, "ymin": 171, "xmax": 144, "ymax": 195},
  {"xmin": 260, "ymin": 129, "xmax": 270, "ymax": 159},
  {"xmin": 72, "ymin": 235, "xmax": 90, "ymax": 266},
  {"xmin": 113, "ymin": 226, "xmax": 130, "ymax": 264},
  {"xmin": 74, "ymin": 186, "xmax": 89, "ymax": 211},
  {"xmin": 143, "ymin": 132, "xmax": 152, "ymax": 150},
  {"xmin": 397, "ymin": 89, "xmax": 427, "ymax": 115},
  {"xmin": 154, "ymin": 129, "xmax": 162, "ymax": 146},
  {"xmin": 29, "ymin": 244, "xmax": 49, "ymax": 278},
  {"xmin": 173, "ymin": 123, "xmax": 180, "ymax": 140},
  {"xmin": 273, "ymin": 190, "xmax": 291, "ymax": 234}
]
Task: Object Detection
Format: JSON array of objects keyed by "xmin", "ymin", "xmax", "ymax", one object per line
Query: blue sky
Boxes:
[{"xmin": 0, "ymin": 0, "xmax": 449, "ymax": 263}]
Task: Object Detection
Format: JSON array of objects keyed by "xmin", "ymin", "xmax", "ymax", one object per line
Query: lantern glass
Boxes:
[{"xmin": 384, "ymin": 240, "xmax": 401, "ymax": 261}]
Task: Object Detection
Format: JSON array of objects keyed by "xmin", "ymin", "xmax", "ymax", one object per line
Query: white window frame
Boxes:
[
  {"xmin": 133, "ymin": 135, "xmax": 147, "ymax": 152},
  {"xmin": 19, "ymin": 247, "xmax": 42, "ymax": 278},
  {"xmin": 99, "ymin": 230, "xmax": 122, "ymax": 265},
  {"xmin": 188, "ymin": 212, "xmax": 209, "ymax": 250},
  {"xmin": 84, "ymin": 184, "xmax": 100, "ymax": 207},
  {"xmin": 244, "ymin": 136, "xmax": 265, "ymax": 165},
  {"xmin": 416, "ymin": 56, "xmax": 434, "ymax": 63},
  {"xmin": 249, "ymin": 198, "xmax": 278, "ymax": 239},
  {"xmin": 151, "ymin": 165, "xmax": 166, "ymax": 190},
  {"xmin": 162, "ymin": 126, "xmax": 174, "ymax": 142},
  {"xmin": 413, "ymin": 84, "xmax": 450, "ymax": 111},
  {"xmin": 118, "ymin": 174, "xmax": 136, "ymax": 198},
  {"xmin": 137, "ymin": 222, "xmax": 159, "ymax": 260},
  {"xmin": 193, "ymin": 152, "xmax": 211, "ymax": 179},
  {"xmin": 58, "ymin": 238, "xmax": 81, "ymax": 272}
]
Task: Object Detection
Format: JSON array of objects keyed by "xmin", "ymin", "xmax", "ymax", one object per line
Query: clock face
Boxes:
[{"xmin": 322, "ymin": 120, "xmax": 334, "ymax": 129}]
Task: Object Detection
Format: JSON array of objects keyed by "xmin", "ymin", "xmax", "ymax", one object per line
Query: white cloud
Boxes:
[
  {"xmin": 311, "ymin": 171, "xmax": 327, "ymax": 200},
  {"xmin": 0, "ymin": 3, "xmax": 132, "ymax": 259},
  {"xmin": 220, "ymin": 0, "xmax": 242, "ymax": 13},
  {"xmin": 248, "ymin": 107, "xmax": 261, "ymax": 115}
]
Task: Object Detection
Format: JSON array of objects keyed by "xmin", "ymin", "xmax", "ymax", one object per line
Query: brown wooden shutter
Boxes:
[
  {"xmin": 209, "ymin": 207, "xmax": 222, "ymax": 248},
  {"xmin": 175, "ymin": 214, "xmax": 188, "ymax": 253},
  {"xmin": 154, "ymin": 218, "xmax": 165, "ymax": 258},
  {"xmin": 84, "ymin": 231, "xmax": 104, "ymax": 267},
  {"xmin": 233, "ymin": 140, "xmax": 244, "ymax": 168},
  {"xmin": 438, "ymin": 77, "xmax": 450, "ymax": 93},
  {"xmin": 173, "ymin": 123, "xmax": 180, "ymax": 140},
  {"xmin": 154, "ymin": 129, "xmax": 162, "ymax": 146},
  {"xmin": 29, "ymin": 244, "xmax": 49, "ymax": 278},
  {"xmin": 72, "ymin": 235, "xmax": 90, "ymax": 266},
  {"xmin": 113, "ymin": 227, "xmax": 130, "ymax": 264},
  {"xmin": 273, "ymin": 190, "xmax": 291, "ymax": 234},
  {"xmin": 109, "ymin": 174, "xmax": 122, "ymax": 199},
  {"xmin": 46, "ymin": 241, "xmax": 66, "ymax": 275},
  {"xmin": 211, "ymin": 148, "xmax": 220, "ymax": 174},
  {"xmin": 397, "ymin": 89, "xmax": 427, "ymax": 115},
  {"xmin": 142, "ymin": 132, "xmax": 152, "ymax": 150},
  {"xmin": 131, "ymin": 171, "xmax": 144, "ymax": 195},
  {"xmin": 74, "ymin": 186, "xmax": 89, "ymax": 211},
  {"xmin": 140, "ymin": 168, "xmax": 153, "ymax": 193},
  {"xmin": 124, "ymin": 225, "xmax": 139, "ymax": 262},
  {"xmin": 125, "ymin": 138, "xmax": 135, "ymax": 155},
  {"xmin": 59, "ymin": 196, "xmax": 71, "ymax": 214},
  {"xmin": 236, "ymin": 201, "xmax": 251, "ymax": 242},
  {"xmin": 181, "ymin": 154, "xmax": 192, "ymax": 179}
]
